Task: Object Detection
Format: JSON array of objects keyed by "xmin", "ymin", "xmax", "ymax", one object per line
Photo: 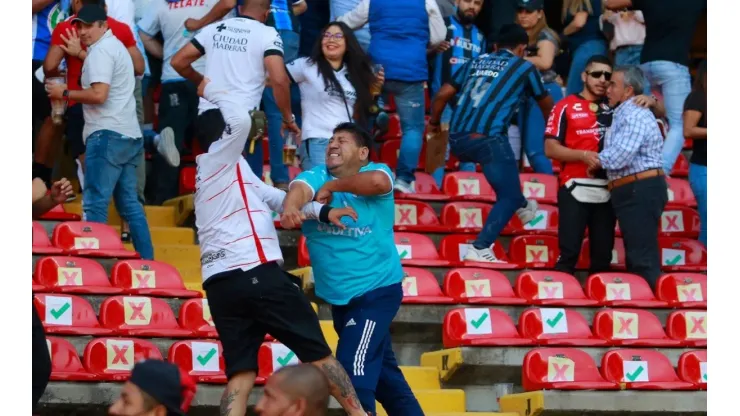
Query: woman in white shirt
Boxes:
[{"xmin": 287, "ymin": 21, "xmax": 379, "ymax": 170}]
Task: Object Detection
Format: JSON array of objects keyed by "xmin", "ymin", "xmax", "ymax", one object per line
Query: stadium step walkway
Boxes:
[{"xmin": 64, "ymin": 202, "xmax": 177, "ymax": 228}]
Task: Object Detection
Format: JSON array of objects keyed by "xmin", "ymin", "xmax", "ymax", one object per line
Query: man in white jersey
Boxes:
[{"xmin": 171, "ymin": 1, "xmax": 366, "ymax": 415}]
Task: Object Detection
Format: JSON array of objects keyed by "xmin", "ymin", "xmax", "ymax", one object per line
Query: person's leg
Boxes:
[
  {"xmin": 650, "ymin": 62, "xmax": 692, "ymax": 174},
  {"xmin": 32, "ymin": 305, "xmax": 51, "ymax": 409},
  {"xmin": 389, "ymin": 81, "xmax": 425, "ymax": 192},
  {"xmin": 111, "ymin": 138, "xmax": 154, "ymax": 260},
  {"xmin": 375, "ymin": 334, "xmax": 424, "ymax": 416},
  {"xmin": 83, "ymin": 131, "xmax": 124, "ymax": 225},
  {"xmin": 689, "ymin": 163, "xmax": 707, "ymax": 246},
  {"xmin": 32, "ymin": 60, "xmax": 62, "ymax": 186},
  {"xmin": 587, "ymin": 200, "xmax": 617, "ymax": 275},
  {"xmin": 152, "ymin": 82, "xmax": 193, "ymax": 204},
  {"xmin": 522, "ymin": 82, "xmax": 561, "ymax": 174},
  {"xmin": 614, "ymin": 45, "xmax": 643, "ymax": 67},
  {"xmin": 554, "ymin": 186, "xmax": 589, "ymax": 275},
  {"xmin": 259, "ymin": 87, "xmax": 285, "ymax": 183},
  {"xmin": 566, "ymin": 40, "xmax": 608, "ymax": 95},
  {"xmin": 432, "ymin": 105, "xmax": 454, "ymax": 187}
]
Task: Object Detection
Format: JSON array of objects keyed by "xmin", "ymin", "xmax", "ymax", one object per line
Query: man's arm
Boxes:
[
  {"xmin": 319, "ymin": 171, "xmax": 393, "ymax": 199},
  {"xmin": 68, "ymin": 83, "xmax": 110, "ymax": 105},
  {"xmin": 138, "ymin": 31, "xmax": 164, "ymax": 59},
  {"xmin": 127, "ymin": 46, "xmax": 146, "ymax": 76},
  {"xmin": 598, "ymin": 114, "xmax": 648, "ymax": 170},
  {"xmin": 293, "ymin": 0, "xmax": 308, "ymax": 16},
  {"xmin": 337, "ymin": 0, "xmax": 370, "ymax": 29},
  {"xmin": 32, "ymin": 0, "xmax": 54, "ymax": 14},
  {"xmin": 426, "ymin": 0, "xmax": 446, "ymax": 46},
  {"xmin": 605, "ymin": 0, "xmax": 633, "ymax": 10},
  {"xmin": 429, "ymin": 83, "xmax": 458, "ymax": 125},
  {"xmin": 43, "ymin": 45, "xmax": 66, "ymax": 77},
  {"xmin": 172, "ymin": 42, "xmax": 205, "ymax": 86},
  {"xmin": 186, "ymin": 0, "xmax": 235, "ymax": 31},
  {"xmin": 265, "ymin": 55, "xmax": 293, "ymax": 123}
]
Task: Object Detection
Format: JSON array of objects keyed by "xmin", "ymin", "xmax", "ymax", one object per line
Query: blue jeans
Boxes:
[
  {"xmin": 567, "ymin": 39, "xmax": 608, "ymax": 95},
  {"xmin": 298, "ymin": 137, "xmax": 329, "ymax": 171},
  {"xmin": 614, "ymin": 45, "xmax": 643, "ymax": 66},
  {"xmin": 449, "ymin": 132, "xmax": 527, "ymax": 249},
  {"xmin": 517, "ymin": 81, "xmax": 563, "ymax": 174},
  {"xmin": 83, "ymin": 131, "xmax": 154, "ymax": 260},
  {"xmin": 640, "ymin": 61, "xmax": 692, "ymax": 174},
  {"xmin": 431, "ymin": 105, "xmax": 476, "ymax": 187},
  {"xmin": 688, "ymin": 163, "xmax": 707, "ymax": 246},
  {"xmin": 331, "ymin": 0, "xmax": 370, "ymax": 51},
  {"xmin": 384, "ymin": 81, "xmax": 426, "ymax": 184}
]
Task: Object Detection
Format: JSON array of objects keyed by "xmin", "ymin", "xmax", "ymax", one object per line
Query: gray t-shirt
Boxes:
[{"xmin": 81, "ymin": 29, "xmax": 141, "ymax": 140}]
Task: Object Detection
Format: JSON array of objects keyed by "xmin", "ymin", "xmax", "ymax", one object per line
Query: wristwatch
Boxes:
[{"xmin": 282, "ymin": 114, "xmax": 296, "ymax": 124}]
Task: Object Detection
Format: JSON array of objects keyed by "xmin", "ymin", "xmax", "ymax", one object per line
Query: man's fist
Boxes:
[
  {"xmin": 50, "ymin": 178, "xmax": 74, "ymax": 204},
  {"xmin": 280, "ymin": 207, "xmax": 306, "ymax": 229}
]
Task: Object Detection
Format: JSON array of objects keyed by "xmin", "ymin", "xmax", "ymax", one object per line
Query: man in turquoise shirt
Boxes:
[{"xmin": 282, "ymin": 122, "xmax": 423, "ymax": 416}]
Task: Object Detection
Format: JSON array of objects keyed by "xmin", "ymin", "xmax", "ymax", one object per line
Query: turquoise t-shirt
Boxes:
[{"xmin": 293, "ymin": 162, "xmax": 404, "ymax": 305}]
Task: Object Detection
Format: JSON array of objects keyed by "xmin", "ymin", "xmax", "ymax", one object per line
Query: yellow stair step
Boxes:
[
  {"xmin": 377, "ymin": 389, "xmax": 466, "ymax": 415},
  {"xmin": 64, "ymin": 203, "xmax": 177, "ymax": 228},
  {"xmin": 399, "ymin": 366, "xmax": 441, "ymax": 390},
  {"xmin": 111, "ymin": 226, "xmax": 194, "ymax": 245},
  {"xmin": 429, "ymin": 413, "xmax": 518, "ymax": 416},
  {"xmin": 122, "ymin": 244, "xmax": 202, "ymax": 269}
]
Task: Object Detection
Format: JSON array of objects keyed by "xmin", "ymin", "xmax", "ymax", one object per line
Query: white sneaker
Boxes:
[
  {"xmin": 516, "ymin": 199, "xmax": 538, "ymax": 225},
  {"xmin": 463, "ymin": 246, "xmax": 506, "ymax": 263},
  {"xmin": 157, "ymin": 127, "xmax": 180, "ymax": 167},
  {"xmin": 393, "ymin": 179, "xmax": 415, "ymax": 194}
]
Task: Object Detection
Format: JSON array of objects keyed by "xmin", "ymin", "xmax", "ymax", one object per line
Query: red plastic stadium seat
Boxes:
[
  {"xmin": 32, "ymin": 275, "xmax": 46, "ymax": 293},
  {"xmin": 585, "ymin": 273, "xmax": 668, "ymax": 308},
  {"xmin": 395, "ymin": 172, "xmax": 451, "ymax": 202},
  {"xmin": 666, "ymin": 178, "xmax": 697, "ymax": 208},
  {"xmin": 99, "ymin": 296, "xmax": 194, "ymax": 337},
  {"xmin": 666, "ymin": 310, "xmax": 707, "ymax": 347},
  {"xmin": 659, "ymin": 207, "xmax": 701, "ymax": 238},
  {"xmin": 297, "ymin": 235, "xmax": 310, "ymax": 267},
  {"xmin": 503, "ymin": 204, "xmax": 558, "ymax": 236},
  {"xmin": 33, "ymin": 222, "xmax": 64, "ymax": 255},
  {"xmin": 515, "ymin": 271, "xmax": 599, "ymax": 307},
  {"xmin": 601, "ymin": 349, "xmax": 696, "ymax": 390},
  {"xmin": 35, "ymin": 256, "xmax": 123, "ymax": 295},
  {"xmin": 34, "ymin": 294, "xmax": 113, "ymax": 336},
  {"xmin": 443, "ymin": 172, "xmax": 496, "ymax": 202},
  {"xmin": 519, "ymin": 308, "xmax": 608, "ymax": 346},
  {"xmin": 179, "ymin": 298, "xmax": 218, "ymax": 338},
  {"xmin": 656, "ymin": 273, "xmax": 707, "ymax": 309},
  {"xmin": 442, "ymin": 307, "xmax": 533, "ymax": 348},
  {"xmin": 179, "ymin": 166, "xmax": 196, "ymax": 195},
  {"xmin": 671, "ymin": 153, "xmax": 690, "ymax": 177},
  {"xmin": 394, "ymin": 232, "xmax": 451, "ymax": 267},
  {"xmin": 52, "ymin": 221, "xmax": 140, "ymax": 258},
  {"xmin": 659, "ymin": 237, "xmax": 707, "ymax": 272},
  {"xmin": 401, "ymin": 267, "xmax": 455, "ymax": 304},
  {"xmin": 519, "ymin": 174, "xmax": 558, "ymax": 204},
  {"xmin": 578, "ymin": 238, "xmax": 626, "ymax": 270},
  {"xmin": 39, "ymin": 204, "xmax": 82, "ymax": 221},
  {"xmin": 443, "ymin": 268, "xmax": 527, "ymax": 305},
  {"xmin": 83, "ymin": 337, "xmax": 163, "ymax": 381},
  {"xmin": 439, "ymin": 234, "xmax": 520, "ymax": 269},
  {"xmin": 382, "ymin": 113, "xmax": 401, "ymax": 140},
  {"xmin": 509, "ymin": 236, "xmax": 559, "ymax": 269},
  {"xmin": 593, "ymin": 309, "xmax": 682, "ymax": 347},
  {"xmin": 379, "ymin": 139, "xmax": 427, "ymax": 170},
  {"xmin": 169, "ymin": 340, "xmax": 227, "ymax": 384},
  {"xmin": 440, "ymin": 202, "xmax": 492, "ymax": 233},
  {"xmin": 393, "ymin": 200, "xmax": 450, "ymax": 233},
  {"xmin": 522, "ymin": 348, "xmax": 619, "ymax": 391},
  {"xmin": 111, "ymin": 260, "xmax": 202, "ymax": 298},
  {"xmin": 257, "ymin": 342, "xmax": 300, "ymax": 382},
  {"xmin": 47, "ymin": 337, "xmax": 98, "ymax": 381},
  {"xmin": 677, "ymin": 350, "xmax": 707, "ymax": 389}
]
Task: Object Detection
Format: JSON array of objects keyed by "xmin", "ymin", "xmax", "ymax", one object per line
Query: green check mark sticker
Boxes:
[
  {"xmin": 197, "ymin": 348, "xmax": 217, "ymax": 366},
  {"xmin": 529, "ymin": 214, "xmax": 544, "ymax": 227},
  {"xmin": 50, "ymin": 302, "xmax": 70, "ymax": 320},
  {"xmin": 665, "ymin": 255, "xmax": 682, "ymax": 266},
  {"xmin": 470, "ymin": 312, "xmax": 489, "ymax": 329},
  {"xmin": 625, "ymin": 365, "xmax": 644, "ymax": 382},
  {"xmin": 277, "ymin": 351, "xmax": 296, "ymax": 367},
  {"xmin": 546, "ymin": 311, "xmax": 564, "ymax": 328}
]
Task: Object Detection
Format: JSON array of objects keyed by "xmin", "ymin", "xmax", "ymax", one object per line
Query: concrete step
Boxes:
[
  {"xmin": 111, "ymin": 225, "xmax": 194, "ymax": 245},
  {"xmin": 64, "ymin": 203, "xmax": 177, "ymax": 228},
  {"xmin": 378, "ymin": 388, "xmax": 466, "ymax": 415},
  {"xmin": 429, "ymin": 413, "xmax": 518, "ymax": 416}
]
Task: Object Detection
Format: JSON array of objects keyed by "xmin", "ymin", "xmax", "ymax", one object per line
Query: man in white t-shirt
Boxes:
[
  {"xmin": 138, "ymin": 0, "xmax": 219, "ymax": 204},
  {"xmin": 170, "ymin": 1, "xmax": 366, "ymax": 415}
]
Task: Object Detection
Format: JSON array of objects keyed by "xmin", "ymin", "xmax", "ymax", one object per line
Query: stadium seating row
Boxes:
[
  {"xmin": 33, "ymin": 221, "xmax": 139, "ymax": 258},
  {"xmin": 400, "ymin": 268, "xmax": 706, "ymax": 308}
]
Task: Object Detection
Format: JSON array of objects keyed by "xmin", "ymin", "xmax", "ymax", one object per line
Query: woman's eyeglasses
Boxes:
[
  {"xmin": 323, "ymin": 32, "xmax": 344, "ymax": 41},
  {"xmin": 587, "ymin": 71, "xmax": 613, "ymax": 81}
]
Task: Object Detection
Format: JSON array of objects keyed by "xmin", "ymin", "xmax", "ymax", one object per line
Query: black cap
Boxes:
[
  {"xmin": 129, "ymin": 360, "xmax": 192, "ymax": 416},
  {"xmin": 516, "ymin": 0, "xmax": 545, "ymax": 11},
  {"xmin": 489, "ymin": 23, "xmax": 529, "ymax": 47},
  {"xmin": 72, "ymin": 4, "xmax": 107, "ymax": 24}
]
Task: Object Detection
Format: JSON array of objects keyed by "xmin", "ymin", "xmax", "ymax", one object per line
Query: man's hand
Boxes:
[
  {"xmin": 282, "ymin": 121, "xmax": 302, "ymax": 142},
  {"xmin": 433, "ymin": 41, "xmax": 451, "ymax": 54},
  {"xmin": 60, "ymin": 28, "xmax": 83, "ymax": 58},
  {"xmin": 633, "ymin": 94, "xmax": 656, "ymax": 108},
  {"xmin": 580, "ymin": 150, "xmax": 601, "ymax": 170},
  {"xmin": 315, "ymin": 183, "xmax": 335, "ymax": 205},
  {"xmin": 197, "ymin": 77, "xmax": 210, "ymax": 97},
  {"xmin": 184, "ymin": 18, "xmax": 203, "ymax": 32},
  {"xmin": 327, "ymin": 206, "xmax": 358, "ymax": 230},
  {"xmin": 280, "ymin": 207, "xmax": 306, "ymax": 229},
  {"xmin": 373, "ymin": 68, "xmax": 385, "ymax": 92},
  {"xmin": 46, "ymin": 81, "xmax": 68, "ymax": 100},
  {"xmin": 50, "ymin": 178, "xmax": 74, "ymax": 204},
  {"xmin": 426, "ymin": 122, "xmax": 441, "ymax": 139}
]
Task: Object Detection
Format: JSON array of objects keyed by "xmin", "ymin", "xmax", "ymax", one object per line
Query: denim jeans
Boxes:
[
  {"xmin": 566, "ymin": 39, "xmax": 608, "ymax": 95},
  {"xmin": 298, "ymin": 137, "xmax": 330, "ymax": 171},
  {"xmin": 384, "ymin": 80, "xmax": 426, "ymax": 184},
  {"xmin": 84, "ymin": 130, "xmax": 154, "ymax": 260},
  {"xmin": 640, "ymin": 61, "xmax": 692, "ymax": 174},
  {"xmin": 517, "ymin": 81, "xmax": 563, "ymax": 174},
  {"xmin": 449, "ymin": 132, "xmax": 527, "ymax": 249},
  {"xmin": 614, "ymin": 44, "xmax": 643, "ymax": 66},
  {"xmin": 330, "ymin": 0, "xmax": 370, "ymax": 52},
  {"xmin": 431, "ymin": 105, "xmax": 476, "ymax": 187},
  {"xmin": 689, "ymin": 163, "xmax": 707, "ymax": 246}
]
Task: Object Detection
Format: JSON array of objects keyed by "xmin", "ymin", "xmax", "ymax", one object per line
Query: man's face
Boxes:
[
  {"xmin": 77, "ymin": 21, "xmax": 107, "ymax": 46},
  {"xmin": 108, "ymin": 383, "xmax": 158, "ymax": 416},
  {"xmin": 607, "ymin": 71, "xmax": 630, "ymax": 107},
  {"xmin": 456, "ymin": 0, "xmax": 483, "ymax": 24},
  {"xmin": 582, "ymin": 63, "xmax": 612, "ymax": 98},
  {"xmin": 325, "ymin": 131, "xmax": 367, "ymax": 171},
  {"xmin": 255, "ymin": 376, "xmax": 306, "ymax": 416}
]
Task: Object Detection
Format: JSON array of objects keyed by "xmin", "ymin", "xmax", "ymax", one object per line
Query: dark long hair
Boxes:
[
  {"xmin": 693, "ymin": 60, "xmax": 707, "ymax": 95},
  {"xmin": 309, "ymin": 21, "xmax": 375, "ymax": 125}
]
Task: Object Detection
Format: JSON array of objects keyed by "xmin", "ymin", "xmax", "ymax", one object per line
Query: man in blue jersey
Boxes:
[
  {"xmin": 428, "ymin": 0, "xmax": 485, "ymax": 186},
  {"xmin": 281, "ymin": 122, "xmax": 423, "ymax": 416},
  {"xmin": 429, "ymin": 23, "xmax": 554, "ymax": 263}
]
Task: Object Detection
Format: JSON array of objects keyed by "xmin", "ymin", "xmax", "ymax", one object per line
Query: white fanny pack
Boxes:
[{"xmin": 565, "ymin": 178, "xmax": 610, "ymax": 204}]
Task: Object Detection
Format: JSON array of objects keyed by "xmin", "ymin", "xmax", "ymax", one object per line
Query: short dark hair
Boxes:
[
  {"xmin": 491, "ymin": 24, "xmax": 529, "ymax": 50},
  {"xmin": 333, "ymin": 122, "xmax": 372, "ymax": 149},
  {"xmin": 81, "ymin": 0, "xmax": 105, "ymax": 6},
  {"xmin": 585, "ymin": 55, "xmax": 612, "ymax": 71}
]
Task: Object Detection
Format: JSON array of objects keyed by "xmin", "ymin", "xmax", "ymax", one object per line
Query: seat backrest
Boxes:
[
  {"xmin": 34, "ymin": 293, "xmax": 102, "ymax": 328},
  {"xmin": 440, "ymin": 202, "xmax": 491, "ymax": 229},
  {"xmin": 99, "ymin": 296, "xmax": 179, "ymax": 330},
  {"xmin": 111, "ymin": 259, "xmax": 186, "ymax": 291},
  {"xmin": 660, "ymin": 208, "xmax": 701, "ymax": 236},
  {"xmin": 519, "ymin": 173, "xmax": 558, "ymax": 202},
  {"xmin": 394, "ymin": 200, "xmax": 441, "ymax": 228},
  {"xmin": 33, "ymin": 222, "xmax": 55, "ymax": 248},
  {"xmin": 666, "ymin": 310, "xmax": 707, "ymax": 342},
  {"xmin": 180, "ymin": 166, "xmax": 196, "ymax": 195},
  {"xmin": 659, "ymin": 237, "xmax": 707, "ymax": 267},
  {"xmin": 656, "ymin": 273, "xmax": 707, "ymax": 304},
  {"xmin": 443, "ymin": 268, "xmax": 517, "ymax": 300},
  {"xmin": 509, "ymin": 236, "xmax": 559, "ymax": 268},
  {"xmin": 579, "ymin": 238, "xmax": 625, "ymax": 269},
  {"xmin": 84, "ymin": 337, "xmax": 162, "ymax": 376},
  {"xmin": 601, "ymin": 349, "xmax": 682, "ymax": 384},
  {"xmin": 379, "ymin": 139, "xmax": 401, "ymax": 168},
  {"xmin": 593, "ymin": 309, "xmax": 668, "ymax": 341},
  {"xmin": 519, "ymin": 308, "xmax": 596, "ymax": 341},
  {"xmin": 515, "ymin": 271, "xmax": 589, "ymax": 302},
  {"xmin": 52, "ymin": 221, "xmax": 125, "ymax": 251},
  {"xmin": 179, "ymin": 298, "xmax": 215, "ymax": 332},
  {"xmin": 522, "ymin": 348, "xmax": 612, "ymax": 391},
  {"xmin": 586, "ymin": 273, "xmax": 659, "ymax": 303},
  {"xmin": 666, "ymin": 178, "xmax": 696, "ymax": 205},
  {"xmin": 47, "ymin": 336, "xmax": 87, "ymax": 373},
  {"xmin": 394, "ymin": 232, "xmax": 442, "ymax": 261},
  {"xmin": 168, "ymin": 340, "xmax": 225, "ymax": 375},
  {"xmin": 440, "ymin": 234, "xmax": 510, "ymax": 263},
  {"xmin": 35, "ymin": 256, "xmax": 113, "ymax": 289},
  {"xmin": 297, "ymin": 236, "xmax": 310, "ymax": 267},
  {"xmin": 677, "ymin": 350, "xmax": 707, "ymax": 386},
  {"xmin": 505, "ymin": 204, "xmax": 558, "ymax": 234},
  {"xmin": 443, "ymin": 172, "xmax": 495, "ymax": 198},
  {"xmin": 258, "ymin": 342, "xmax": 301, "ymax": 379},
  {"xmin": 412, "ymin": 172, "xmax": 445, "ymax": 195},
  {"xmin": 442, "ymin": 308, "xmax": 520, "ymax": 347},
  {"xmin": 401, "ymin": 267, "xmax": 445, "ymax": 297}
]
